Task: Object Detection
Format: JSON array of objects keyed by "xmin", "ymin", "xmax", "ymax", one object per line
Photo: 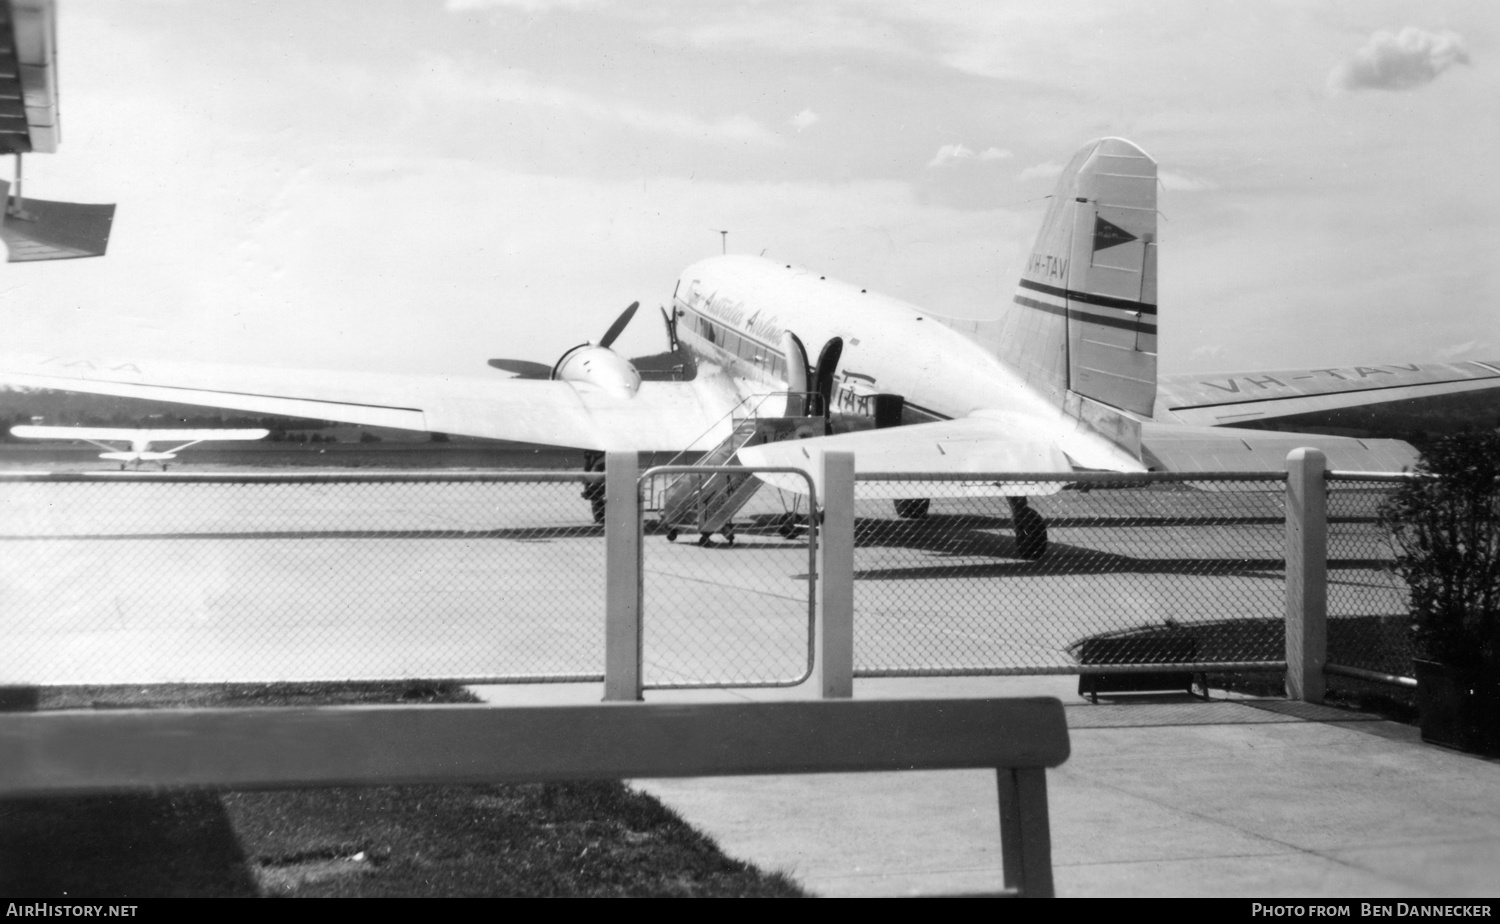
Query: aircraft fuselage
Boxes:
[{"xmin": 669, "ymin": 255, "xmax": 1064, "ymax": 430}]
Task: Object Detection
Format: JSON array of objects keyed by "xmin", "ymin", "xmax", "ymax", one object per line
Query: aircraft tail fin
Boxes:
[{"xmin": 998, "ymin": 137, "xmax": 1158, "ymax": 417}]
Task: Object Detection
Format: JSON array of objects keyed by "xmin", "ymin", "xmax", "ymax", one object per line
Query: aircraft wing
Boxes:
[
  {"xmin": 738, "ymin": 417, "xmax": 1082, "ymax": 498},
  {"xmin": 0, "ymin": 353, "xmax": 734, "ymax": 452},
  {"xmin": 737, "ymin": 415, "xmax": 1417, "ymax": 497},
  {"xmin": 1156, "ymin": 360, "xmax": 1500, "ymax": 432},
  {"xmin": 10, "ymin": 425, "xmax": 270, "ymax": 442},
  {"xmin": 1138, "ymin": 423, "xmax": 1417, "ymax": 473}
]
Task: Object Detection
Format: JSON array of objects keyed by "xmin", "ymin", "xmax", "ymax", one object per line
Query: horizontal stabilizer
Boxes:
[{"xmin": 736, "ymin": 418, "xmax": 1074, "ymax": 498}]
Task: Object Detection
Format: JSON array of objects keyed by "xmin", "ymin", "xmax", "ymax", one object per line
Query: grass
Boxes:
[{"xmin": 0, "ymin": 682, "xmax": 807, "ymax": 898}]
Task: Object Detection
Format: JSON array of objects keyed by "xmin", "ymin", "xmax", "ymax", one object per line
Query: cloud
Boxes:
[
  {"xmin": 646, "ymin": 8, "xmax": 918, "ymax": 59},
  {"xmin": 1158, "ymin": 170, "xmax": 1216, "ymax": 192},
  {"xmin": 1434, "ymin": 339, "xmax": 1487, "ymax": 362},
  {"xmin": 1328, "ymin": 27, "xmax": 1471, "ymax": 93},
  {"xmin": 445, "ymin": 0, "xmax": 604, "ymax": 12},
  {"xmin": 413, "ymin": 61, "xmax": 779, "ymax": 146},
  {"xmin": 927, "ymin": 144, "xmax": 1012, "ymax": 168},
  {"xmin": 1016, "ymin": 160, "xmax": 1064, "ymax": 182},
  {"xmin": 790, "ymin": 109, "xmax": 820, "ymax": 131}
]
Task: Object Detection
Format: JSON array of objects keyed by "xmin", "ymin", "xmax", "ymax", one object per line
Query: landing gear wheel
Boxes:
[
  {"xmin": 697, "ymin": 532, "xmax": 713, "ymax": 547},
  {"xmin": 665, "ymin": 528, "xmax": 679, "ymax": 543},
  {"xmin": 777, "ymin": 513, "xmax": 800, "ymax": 540},
  {"xmin": 894, "ymin": 499, "xmax": 931, "ymax": 520},
  {"xmin": 590, "ymin": 497, "xmax": 606, "ymax": 524},
  {"xmin": 723, "ymin": 529, "xmax": 735, "ymax": 546},
  {"xmin": 1012, "ymin": 503, "xmax": 1048, "ymax": 561}
]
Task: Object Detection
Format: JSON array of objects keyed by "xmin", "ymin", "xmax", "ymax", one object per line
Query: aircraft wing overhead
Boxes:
[
  {"xmin": 0, "ymin": 353, "xmax": 733, "ymax": 452},
  {"xmin": 736, "ymin": 414, "xmax": 1417, "ymax": 498},
  {"xmin": 735, "ymin": 417, "xmax": 1078, "ymax": 498},
  {"xmin": 1156, "ymin": 361, "xmax": 1500, "ymax": 430},
  {"xmin": 1139, "ymin": 423, "xmax": 1418, "ymax": 473}
]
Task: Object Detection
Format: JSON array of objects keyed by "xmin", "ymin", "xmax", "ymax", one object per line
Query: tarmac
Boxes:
[{"xmin": 471, "ymin": 675, "xmax": 1500, "ymax": 899}]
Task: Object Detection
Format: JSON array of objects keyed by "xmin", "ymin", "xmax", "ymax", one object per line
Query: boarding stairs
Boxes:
[{"xmin": 647, "ymin": 394, "xmax": 823, "ymax": 545}]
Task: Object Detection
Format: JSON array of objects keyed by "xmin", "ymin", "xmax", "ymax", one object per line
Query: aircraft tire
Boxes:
[
  {"xmin": 697, "ymin": 532, "xmax": 713, "ymax": 547},
  {"xmin": 590, "ymin": 497, "xmax": 606, "ymax": 524},
  {"xmin": 1013, "ymin": 505, "xmax": 1048, "ymax": 560},
  {"xmin": 894, "ymin": 498, "xmax": 930, "ymax": 520},
  {"xmin": 666, "ymin": 528, "xmax": 679, "ymax": 543}
]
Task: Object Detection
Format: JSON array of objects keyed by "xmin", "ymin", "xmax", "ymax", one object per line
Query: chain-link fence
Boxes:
[
  {"xmin": 0, "ymin": 466, "xmax": 1425, "ymax": 693},
  {"xmin": 0, "ymin": 472, "xmax": 606, "ymax": 685},
  {"xmin": 850, "ymin": 473, "xmax": 1289, "ymax": 678},
  {"xmin": 1325, "ymin": 474, "xmax": 1414, "ymax": 683},
  {"xmin": 638, "ymin": 467, "xmax": 817, "ymax": 689}
]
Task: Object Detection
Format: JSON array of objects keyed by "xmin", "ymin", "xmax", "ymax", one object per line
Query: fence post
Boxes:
[
  {"xmin": 818, "ymin": 451, "xmax": 855, "ymax": 698},
  {"xmin": 1286, "ymin": 448, "xmax": 1327, "ymax": 704},
  {"xmin": 603, "ymin": 451, "xmax": 641, "ymax": 702}
]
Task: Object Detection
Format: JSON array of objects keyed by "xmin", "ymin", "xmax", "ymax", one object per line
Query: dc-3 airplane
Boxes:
[
  {"xmin": 8, "ymin": 424, "xmax": 269, "ymax": 469},
  {"xmin": 1, "ymin": 138, "xmax": 1497, "ymax": 555}
]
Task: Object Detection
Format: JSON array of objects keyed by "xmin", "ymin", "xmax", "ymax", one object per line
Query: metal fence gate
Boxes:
[{"xmin": 637, "ymin": 466, "xmax": 817, "ymax": 689}]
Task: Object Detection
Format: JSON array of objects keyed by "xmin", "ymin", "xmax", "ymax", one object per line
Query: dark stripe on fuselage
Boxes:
[
  {"xmin": 1013, "ymin": 295, "xmax": 1158, "ymax": 336},
  {"xmin": 1018, "ymin": 278, "xmax": 1157, "ymax": 316}
]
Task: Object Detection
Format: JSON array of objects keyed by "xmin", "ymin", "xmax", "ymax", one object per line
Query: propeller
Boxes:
[
  {"xmin": 487, "ymin": 301, "xmax": 645, "ymax": 397},
  {"xmin": 488, "ymin": 301, "xmax": 640, "ymax": 379},
  {"xmin": 598, "ymin": 301, "xmax": 639, "ymax": 349},
  {"xmin": 486, "ymin": 359, "xmax": 552, "ymax": 377}
]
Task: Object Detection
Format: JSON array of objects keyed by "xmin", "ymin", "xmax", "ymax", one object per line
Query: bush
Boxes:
[{"xmin": 1377, "ymin": 429, "xmax": 1500, "ymax": 671}]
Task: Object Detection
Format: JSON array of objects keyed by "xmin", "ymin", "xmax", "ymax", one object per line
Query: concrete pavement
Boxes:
[{"xmin": 470, "ymin": 676, "xmax": 1500, "ymax": 898}]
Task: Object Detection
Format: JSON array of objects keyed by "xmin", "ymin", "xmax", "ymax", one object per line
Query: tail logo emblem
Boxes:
[{"xmin": 1092, "ymin": 215, "xmax": 1138, "ymax": 252}]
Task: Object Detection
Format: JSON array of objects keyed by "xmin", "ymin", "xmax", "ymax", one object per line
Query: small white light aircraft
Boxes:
[
  {"xmin": 1, "ymin": 138, "xmax": 1496, "ymax": 553},
  {"xmin": 9, "ymin": 425, "xmax": 269, "ymax": 469}
]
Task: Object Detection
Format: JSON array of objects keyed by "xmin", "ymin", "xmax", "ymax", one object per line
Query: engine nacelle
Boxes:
[{"xmin": 553, "ymin": 344, "xmax": 642, "ymax": 398}]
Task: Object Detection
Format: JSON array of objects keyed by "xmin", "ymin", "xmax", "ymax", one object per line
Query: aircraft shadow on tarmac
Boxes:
[{"xmin": 826, "ymin": 513, "xmax": 1391, "ymax": 581}]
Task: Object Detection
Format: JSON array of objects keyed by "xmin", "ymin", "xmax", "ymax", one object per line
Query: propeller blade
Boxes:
[
  {"xmin": 487, "ymin": 359, "xmax": 554, "ymax": 378},
  {"xmin": 598, "ymin": 301, "xmax": 640, "ymax": 349}
]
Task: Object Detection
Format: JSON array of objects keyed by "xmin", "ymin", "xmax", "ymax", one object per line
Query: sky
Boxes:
[{"xmin": 2, "ymin": 0, "xmax": 1496, "ymax": 377}]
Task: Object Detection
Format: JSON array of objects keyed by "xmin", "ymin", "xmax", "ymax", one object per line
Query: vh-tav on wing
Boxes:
[{"xmin": 1156, "ymin": 361, "xmax": 1500, "ymax": 435}]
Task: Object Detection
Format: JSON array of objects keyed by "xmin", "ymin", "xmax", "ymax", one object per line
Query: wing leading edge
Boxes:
[{"xmin": 1156, "ymin": 361, "xmax": 1500, "ymax": 432}]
